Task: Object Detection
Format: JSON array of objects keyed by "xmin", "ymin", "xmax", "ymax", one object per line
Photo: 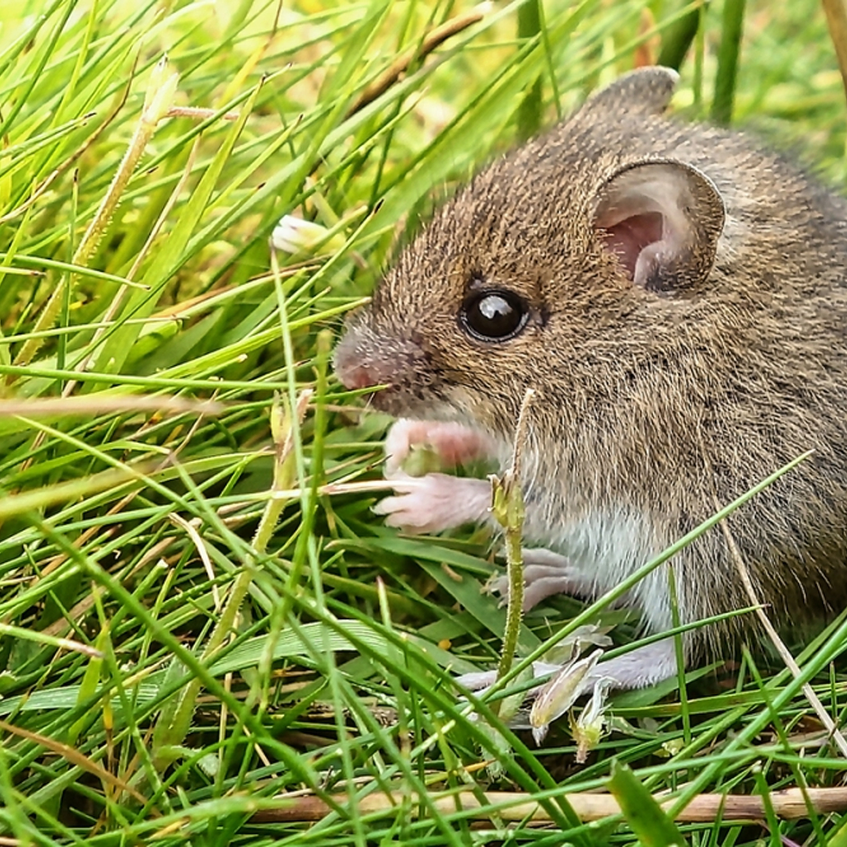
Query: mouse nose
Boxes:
[
  {"xmin": 338, "ymin": 361, "xmax": 384, "ymax": 391},
  {"xmin": 334, "ymin": 334, "xmax": 390, "ymax": 391},
  {"xmin": 334, "ymin": 326, "xmax": 425, "ymax": 392}
]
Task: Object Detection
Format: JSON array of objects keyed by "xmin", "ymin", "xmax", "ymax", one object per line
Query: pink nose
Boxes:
[
  {"xmin": 334, "ymin": 331, "xmax": 398, "ymax": 391},
  {"xmin": 340, "ymin": 362, "xmax": 382, "ymax": 391}
]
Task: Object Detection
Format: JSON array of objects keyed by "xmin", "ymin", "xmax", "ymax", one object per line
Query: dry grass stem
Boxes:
[{"xmin": 254, "ymin": 786, "xmax": 847, "ymax": 824}]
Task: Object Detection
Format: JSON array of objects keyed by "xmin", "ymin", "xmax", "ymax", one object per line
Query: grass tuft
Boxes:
[{"xmin": 0, "ymin": 0, "xmax": 845, "ymax": 844}]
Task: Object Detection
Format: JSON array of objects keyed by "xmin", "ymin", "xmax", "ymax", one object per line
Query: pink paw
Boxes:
[
  {"xmin": 373, "ymin": 473, "xmax": 492, "ymax": 534},
  {"xmin": 580, "ymin": 638, "xmax": 679, "ymax": 693},
  {"xmin": 489, "ymin": 550, "xmax": 591, "ymax": 611},
  {"xmin": 455, "ymin": 639, "xmax": 680, "ymax": 715},
  {"xmin": 384, "ymin": 419, "xmax": 494, "ymax": 477}
]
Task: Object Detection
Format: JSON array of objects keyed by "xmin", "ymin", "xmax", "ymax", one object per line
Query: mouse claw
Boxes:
[
  {"xmin": 374, "ymin": 473, "xmax": 492, "ymax": 534},
  {"xmin": 488, "ymin": 552, "xmax": 590, "ymax": 611}
]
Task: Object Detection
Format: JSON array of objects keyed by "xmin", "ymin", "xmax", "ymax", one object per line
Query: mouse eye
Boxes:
[{"xmin": 460, "ymin": 289, "xmax": 529, "ymax": 342}]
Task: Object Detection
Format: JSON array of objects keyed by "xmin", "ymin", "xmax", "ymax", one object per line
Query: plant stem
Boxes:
[
  {"xmin": 657, "ymin": 1, "xmax": 704, "ymax": 70},
  {"xmin": 823, "ymin": 0, "xmax": 847, "ymax": 108},
  {"xmin": 492, "ymin": 389, "xmax": 536, "ymax": 706},
  {"xmin": 517, "ymin": 0, "xmax": 543, "ymax": 140},
  {"xmin": 711, "ymin": 0, "xmax": 746, "ymax": 125}
]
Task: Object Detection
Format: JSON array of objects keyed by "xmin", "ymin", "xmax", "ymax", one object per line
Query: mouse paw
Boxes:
[
  {"xmin": 384, "ymin": 419, "xmax": 494, "ymax": 477},
  {"xmin": 373, "ymin": 473, "xmax": 492, "ymax": 534},
  {"xmin": 455, "ymin": 640, "xmax": 680, "ymax": 742},
  {"xmin": 489, "ymin": 549, "xmax": 593, "ymax": 611},
  {"xmin": 579, "ymin": 638, "xmax": 678, "ymax": 694}
]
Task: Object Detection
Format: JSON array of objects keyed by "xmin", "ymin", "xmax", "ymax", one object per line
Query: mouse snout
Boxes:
[
  {"xmin": 333, "ymin": 323, "xmax": 428, "ymax": 397},
  {"xmin": 336, "ymin": 358, "xmax": 385, "ymax": 391},
  {"xmin": 333, "ymin": 329, "xmax": 395, "ymax": 391}
]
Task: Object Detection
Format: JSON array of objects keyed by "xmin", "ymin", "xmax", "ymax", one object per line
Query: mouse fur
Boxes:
[{"xmin": 334, "ymin": 67, "xmax": 847, "ymax": 689}]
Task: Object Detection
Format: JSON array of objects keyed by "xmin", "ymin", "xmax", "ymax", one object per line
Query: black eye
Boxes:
[{"xmin": 460, "ymin": 289, "xmax": 529, "ymax": 342}]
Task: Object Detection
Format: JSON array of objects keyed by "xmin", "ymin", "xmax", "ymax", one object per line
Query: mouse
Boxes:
[{"xmin": 333, "ymin": 66, "xmax": 847, "ymax": 696}]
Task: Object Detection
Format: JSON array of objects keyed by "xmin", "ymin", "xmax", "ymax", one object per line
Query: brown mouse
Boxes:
[{"xmin": 334, "ymin": 67, "xmax": 847, "ymax": 694}]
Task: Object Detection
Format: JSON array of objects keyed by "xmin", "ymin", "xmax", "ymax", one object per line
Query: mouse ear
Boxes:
[
  {"xmin": 578, "ymin": 67, "xmax": 679, "ymax": 119},
  {"xmin": 593, "ymin": 159, "xmax": 725, "ymax": 293}
]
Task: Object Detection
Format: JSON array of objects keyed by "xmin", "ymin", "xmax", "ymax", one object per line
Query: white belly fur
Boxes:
[{"xmin": 523, "ymin": 506, "xmax": 674, "ymax": 635}]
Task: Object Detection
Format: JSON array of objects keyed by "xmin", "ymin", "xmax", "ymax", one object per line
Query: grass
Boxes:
[{"xmin": 0, "ymin": 0, "xmax": 846, "ymax": 844}]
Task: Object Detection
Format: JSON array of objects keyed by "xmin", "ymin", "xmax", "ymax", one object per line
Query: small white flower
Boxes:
[
  {"xmin": 271, "ymin": 215, "xmax": 334, "ymax": 254},
  {"xmin": 572, "ymin": 677, "xmax": 612, "ymax": 763},
  {"xmin": 529, "ymin": 648, "xmax": 604, "ymax": 745}
]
